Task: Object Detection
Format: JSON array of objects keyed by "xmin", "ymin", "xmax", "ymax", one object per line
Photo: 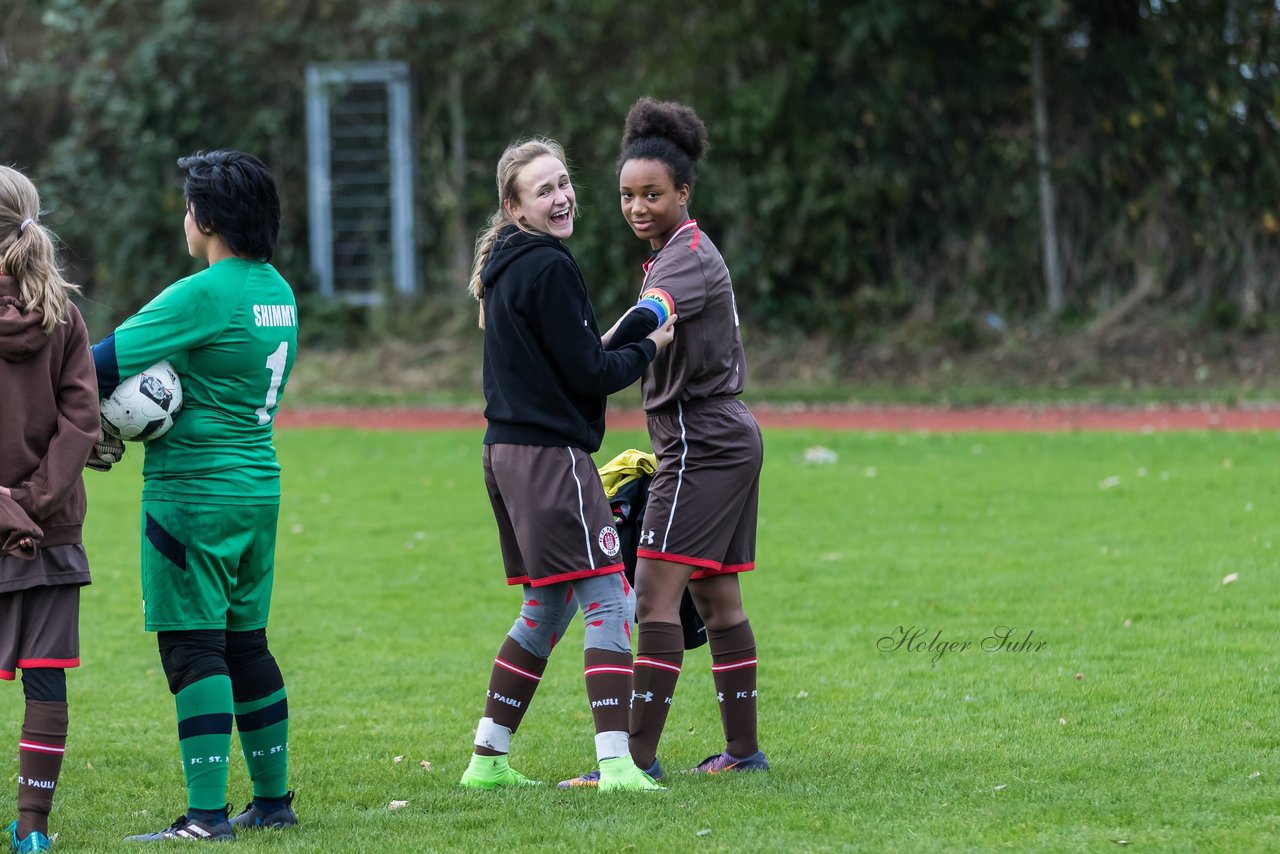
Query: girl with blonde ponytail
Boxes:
[
  {"xmin": 0, "ymin": 165, "xmax": 101, "ymax": 853},
  {"xmin": 460, "ymin": 137, "xmax": 675, "ymax": 793},
  {"xmin": 468, "ymin": 138, "xmax": 571, "ymax": 327},
  {"xmin": 0, "ymin": 166, "xmax": 79, "ymax": 334}
]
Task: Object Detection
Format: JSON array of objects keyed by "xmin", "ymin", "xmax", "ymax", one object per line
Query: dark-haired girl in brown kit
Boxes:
[{"xmin": 560, "ymin": 98, "xmax": 768, "ymax": 787}]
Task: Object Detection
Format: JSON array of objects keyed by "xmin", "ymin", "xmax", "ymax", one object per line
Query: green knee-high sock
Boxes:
[
  {"xmin": 234, "ymin": 687, "xmax": 289, "ymax": 799},
  {"xmin": 176, "ymin": 675, "xmax": 234, "ymax": 811}
]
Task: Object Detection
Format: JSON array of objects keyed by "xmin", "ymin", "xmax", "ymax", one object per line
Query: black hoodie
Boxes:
[{"xmin": 481, "ymin": 226, "xmax": 655, "ymax": 451}]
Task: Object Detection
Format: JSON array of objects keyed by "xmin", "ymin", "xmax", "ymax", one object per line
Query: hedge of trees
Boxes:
[{"xmin": 2, "ymin": 0, "xmax": 1277, "ymax": 341}]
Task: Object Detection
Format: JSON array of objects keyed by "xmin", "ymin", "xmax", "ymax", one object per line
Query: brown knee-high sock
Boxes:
[
  {"xmin": 709, "ymin": 620, "xmax": 759, "ymax": 757},
  {"xmin": 476, "ymin": 636, "xmax": 548, "ymax": 756},
  {"xmin": 584, "ymin": 649, "xmax": 632, "ymax": 757},
  {"xmin": 629, "ymin": 622, "xmax": 684, "ymax": 768},
  {"xmin": 17, "ymin": 700, "xmax": 68, "ymax": 838}
]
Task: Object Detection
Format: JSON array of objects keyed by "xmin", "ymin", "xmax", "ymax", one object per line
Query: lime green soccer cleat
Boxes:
[
  {"xmin": 459, "ymin": 754, "xmax": 543, "ymax": 789},
  {"xmin": 597, "ymin": 756, "xmax": 667, "ymax": 792}
]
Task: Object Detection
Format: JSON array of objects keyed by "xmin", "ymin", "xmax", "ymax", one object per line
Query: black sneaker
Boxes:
[
  {"xmin": 124, "ymin": 811, "xmax": 234, "ymax": 842},
  {"xmin": 229, "ymin": 791, "xmax": 297, "ymax": 829}
]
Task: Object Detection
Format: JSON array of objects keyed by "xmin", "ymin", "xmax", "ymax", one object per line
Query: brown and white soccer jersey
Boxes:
[
  {"xmin": 483, "ymin": 444, "xmax": 625, "ymax": 587},
  {"xmin": 637, "ymin": 220, "xmax": 746, "ymax": 412},
  {"xmin": 634, "ymin": 221, "xmax": 763, "ymax": 578}
]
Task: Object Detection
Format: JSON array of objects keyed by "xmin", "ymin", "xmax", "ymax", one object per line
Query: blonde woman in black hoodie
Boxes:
[
  {"xmin": 459, "ymin": 138, "xmax": 674, "ymax": 793},
  {"xmin": 0, "ymin": 165, "xmax": 101, "ymax": 854}
]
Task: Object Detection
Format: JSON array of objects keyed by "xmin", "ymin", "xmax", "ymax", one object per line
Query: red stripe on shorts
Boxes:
[
  {"xmin": 507, "ymin": 563, "xmax": 625, "ymax": 588},
  {"xmin": 636, "ymin": 549, "xmax": 722, "ymax": 571},
  {"xmin": 17, "ymin": 657, "xmax": 79, "ymax": 669}
]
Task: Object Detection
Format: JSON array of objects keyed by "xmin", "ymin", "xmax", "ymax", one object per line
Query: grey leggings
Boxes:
[{"xmin": 507, "ymin": 571, "xmax": 635, "ymax": 658}]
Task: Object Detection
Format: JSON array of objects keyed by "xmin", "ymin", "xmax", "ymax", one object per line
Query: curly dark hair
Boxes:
[{"xmin": 617, "ymin": 97, "xmax": 709, "ymax": 190}]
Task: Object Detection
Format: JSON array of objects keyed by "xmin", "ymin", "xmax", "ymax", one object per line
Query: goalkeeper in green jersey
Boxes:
[{"xmin": 92, "ymin": 150, "xmax": 299, "ymax": 842}]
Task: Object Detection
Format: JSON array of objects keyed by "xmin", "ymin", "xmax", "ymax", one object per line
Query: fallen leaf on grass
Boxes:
[
  {"xmin": 993, "ymin": 784, "xmax": 1006, "ymax": 791},
  {"xmin": 1109, "ymin": 840, "xmax": 1129, "ymax": 846},
  {"xmin": 695, "ymin": 829, "xmax": 712, "ymax": 837},
  {"xmin": 802, "ymin": 446, "xmax": 838, "ymax": 465},
  {"xmin": 1075, "ymin": 673, "xmax": 1084, "ymax": 681},
  {"xmin": 1098, "ymin": 476, "xmax": 1120, "ymax": 490},
  {"xmin": 1222, "ymin": 573, "xmax": 1239, "ymax": 585},
  {"xmin": 420, "ymin": 760, "xmax": 433, "ymax": 771},
  {"xmin": 1248, "ymin": 770, "xmax": 1262, "ymax": 779},
  {"xmin": 795, "ymin": 690, "xmax": 809, "ymax": 699},
  {"xmin": 388, "ymin": 800, "xmax": 409, "ymax": 810},
  {"xmin": 394, "ymin": 755, "xmax": 405, "ymax": 764},
  {"xmin": 1059, "ymin": 718, "xmax": 1067, "ymax": 726}
]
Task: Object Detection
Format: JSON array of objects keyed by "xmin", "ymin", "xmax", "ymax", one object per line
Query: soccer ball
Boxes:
[{"xmin": 100, "ymin": 360, "xmax": 183, "ymax": 441}]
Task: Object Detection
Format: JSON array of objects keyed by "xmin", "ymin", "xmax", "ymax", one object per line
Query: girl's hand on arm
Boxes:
[{"xmin": 646, "ymin": 314, "xmax": 677, "ymax": 352}]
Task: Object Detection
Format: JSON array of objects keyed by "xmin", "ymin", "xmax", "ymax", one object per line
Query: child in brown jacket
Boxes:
[{"xmin": 0, "ymin": 165, "xmax": 102, "ymax": 854}]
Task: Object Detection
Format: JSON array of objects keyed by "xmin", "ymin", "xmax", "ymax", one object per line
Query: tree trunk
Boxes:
[
  {"xmin": 446, "ymin": 67, "xmax": 471, "ymax": 291},
  {"xmin": 1032, "ymin": 33, "xmax": 1064, "ymax": 317}
]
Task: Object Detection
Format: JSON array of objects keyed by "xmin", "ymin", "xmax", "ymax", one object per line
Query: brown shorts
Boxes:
[
  {"xmin": 483, "ymin": 443, "xmax": 625, "ymax": 587},
  {"xmin": 640, "ymin": 397, "xmax": 763, "ymax": 579},
  {"xmin": 0, "ymin": 583, "xmax": 82, "ymax": 680}
]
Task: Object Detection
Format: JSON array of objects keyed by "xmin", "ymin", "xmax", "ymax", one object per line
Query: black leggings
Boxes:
[
  {"xmin": 157, "ymin": 628, "xmax": 284, "ymax": 702},
  {"xmin": 21, "ymin": 668, "xmax": 66, "ymax": 703}
]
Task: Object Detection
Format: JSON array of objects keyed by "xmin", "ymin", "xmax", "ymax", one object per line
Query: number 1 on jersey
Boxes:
[{"xmin": 255, "ymin": 341, "xmax": 289, "ymax": 425}]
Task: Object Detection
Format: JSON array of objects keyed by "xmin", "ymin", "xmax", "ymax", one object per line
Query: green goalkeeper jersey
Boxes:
[{"xmin": 95, "ymin": 257, "xmax": 298, "ymax": 503}]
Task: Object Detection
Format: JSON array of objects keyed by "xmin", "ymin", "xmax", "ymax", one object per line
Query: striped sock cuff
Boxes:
[
  {"xmin": 18, "ymin": 740, "xmax": 65, "ymax": 755},
  {"xmin": 494, "ymin": 657, "xmax": 543, "ymax": 682},
  {"xmin": 634, "ymin": 657, "xmax": 682, "ymax": 674}
]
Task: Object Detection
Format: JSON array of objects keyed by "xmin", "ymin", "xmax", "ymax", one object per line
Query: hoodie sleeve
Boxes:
[
  {"xmin": 530, "ymin": 257, "xmax": 656, "ymax": 397},
  {"xmin": 9, "ymin": 306, "xmax": 100, "ymax": 521},
  {"xmin": 0, "ymin": 494, "xmax": 43, "ymax": 559}
]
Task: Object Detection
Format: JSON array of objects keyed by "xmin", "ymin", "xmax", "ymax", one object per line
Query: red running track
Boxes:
[{"xmin": 276, "ymin": 406, "xmax": 1280, "ymax": 432}]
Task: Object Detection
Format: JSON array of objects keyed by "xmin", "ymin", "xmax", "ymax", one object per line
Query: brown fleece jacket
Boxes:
[{"xmin": 0, "ymin": 275, "xmax": 99, "ymax": 557}]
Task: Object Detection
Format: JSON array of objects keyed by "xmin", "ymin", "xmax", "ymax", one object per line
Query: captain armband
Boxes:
[{"xmin": 636, "ymin": 287, "xmax": 675, "ymax": 325}]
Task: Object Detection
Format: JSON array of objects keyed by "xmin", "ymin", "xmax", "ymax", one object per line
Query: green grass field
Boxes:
[{"xmin": 4, "ymin": 427, "xmax": 1279, "ymax": 852}]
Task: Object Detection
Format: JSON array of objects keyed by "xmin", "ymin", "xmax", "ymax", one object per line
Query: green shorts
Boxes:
[{"xmin": 141, "ymin": 499, "xmax": 279, "ymax": 632}]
